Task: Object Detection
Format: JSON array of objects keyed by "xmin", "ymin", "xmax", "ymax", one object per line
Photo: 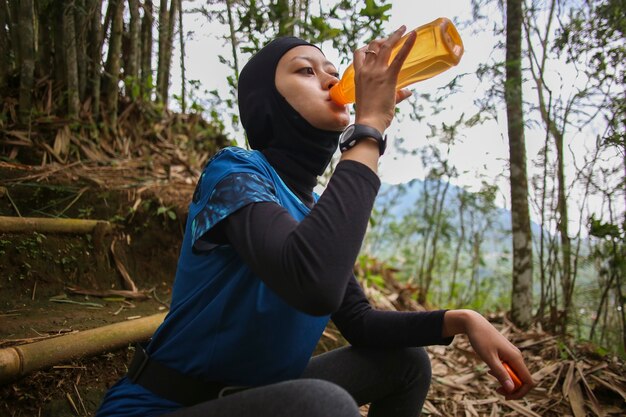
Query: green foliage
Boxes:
[
  {"xmin": 553, "ymin": 0, "xmax": 625, "ymax": 153},
  {"xmin": 589, "ymin": 214, "xmax": 623, "ymax": 240},
  {"xmin": 157, "ymin": 205, "xmax": 177, "ymax": 221}
]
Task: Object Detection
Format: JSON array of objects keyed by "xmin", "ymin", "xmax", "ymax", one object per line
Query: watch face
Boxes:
[{"xmin": 340, "ymin": 124, "xmax": 356, "ymax": 143}]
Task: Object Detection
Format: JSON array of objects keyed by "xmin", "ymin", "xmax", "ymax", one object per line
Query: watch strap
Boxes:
[{"xmin": 339, "ymin": 124, "xmax": 387, "ymax": 156}]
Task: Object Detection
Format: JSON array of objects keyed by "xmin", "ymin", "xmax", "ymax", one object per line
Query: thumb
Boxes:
[{"xmin": 395, "ymin": 88, "xmax": 412, "ymax": 104}]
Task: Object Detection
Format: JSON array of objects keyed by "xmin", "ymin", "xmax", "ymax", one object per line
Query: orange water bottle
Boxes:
[{"xmin": 329, "ymin": 17, "xmax": 464, "ymax": 105}]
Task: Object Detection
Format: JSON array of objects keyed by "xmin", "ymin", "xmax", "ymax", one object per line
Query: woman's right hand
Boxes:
[{"xmin": 352, "ymin": 26, "xmax": 417, "ymax": 134}]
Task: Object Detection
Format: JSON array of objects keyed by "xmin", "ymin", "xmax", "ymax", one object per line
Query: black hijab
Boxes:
[{"xmin": 237, "ymin": 37, "xmax": 340, "ymax": 204}]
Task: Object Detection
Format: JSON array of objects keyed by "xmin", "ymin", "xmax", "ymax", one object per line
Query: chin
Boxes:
[{"xmin": 334, "ymin": 113, "xmax": 350, "ymax": 130}]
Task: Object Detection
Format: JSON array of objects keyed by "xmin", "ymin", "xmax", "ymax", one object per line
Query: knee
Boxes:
[
  {"xmin": 399, "ymin": 347, "xmax": 432, "ymax": 387},
  {"xmin": 290, "ymin": 379, "xmax": 360, "ymax": 417}
]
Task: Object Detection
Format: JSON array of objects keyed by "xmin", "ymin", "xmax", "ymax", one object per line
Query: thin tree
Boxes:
[
  {"xmin": 18, "ymin": 0, "xmax": 35, "ymax": 125},
  {"xmin": 159, "ymin": 0, "xmax": 179, "ymax": 106},
  {"xmin": 36, "ymin": 2, "xmax": 54, "ymax": 82},
  {"xmin": 87, "ymin": 0, "xmax": 104, "ymax": 120},
  {"xmin": 103, "ymin": 0, "xmax": 124, "ymax": 128},
  {"xmin": 74, "ymin": 0, "xmax": 88, "ymax": 101},
  {"xmin": 523, "ymin": 0, "xmax": 575, "ymax": 332},
  {"xmin": 140, "ymin": 0, "xmax": 153, "ymax": 97},
  {"xmin": 178, "ymin": 0, "xmax": 185, "ymax": 112},
  {"xmin": 505, "ymin": 0, "xmax": 533, "ymax": 328},
  {"xmin": 64, "ymin": 0, "xmax": 80, "ymax": 118},
  {"xmin": 0, "ymin": 0, "xmax": 9, "ymax": 91},
  {"xmin": 449, "ymin": 190, "xmax": 468, "ymax": 304},
  {"xmin": 7, "ymin": 1, "xmax": 19, "ymax": 69},
  {"xmin": 127, "ymin": 0, "xmax": 141, "ymax": 90},
  {"xmin": 156, "ymin": 0, "xmax": 169, "ymax": 103}
]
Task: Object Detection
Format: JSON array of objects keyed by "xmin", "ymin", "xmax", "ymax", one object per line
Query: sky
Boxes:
[{"xmin": 168, "ymin": 0, "xmax": 622, "ymax": 230}]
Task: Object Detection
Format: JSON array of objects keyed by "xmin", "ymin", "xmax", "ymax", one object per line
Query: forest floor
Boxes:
[{"xmin": 0, "ymin": 160, "xmax": 624, "ymax": 417}]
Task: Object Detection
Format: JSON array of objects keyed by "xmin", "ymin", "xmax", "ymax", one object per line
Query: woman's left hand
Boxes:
[{"xmin": 443, "ymin": 309, "xmax": 536, "ymax": 400}]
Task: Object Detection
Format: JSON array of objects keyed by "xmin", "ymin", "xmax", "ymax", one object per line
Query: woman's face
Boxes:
[{"xmin": 275, "ymin": 45, "xmax": 350, "ymax": 132}]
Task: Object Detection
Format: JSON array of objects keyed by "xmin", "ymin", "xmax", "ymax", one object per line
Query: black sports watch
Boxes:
[{"xmin": 338, "ymin": 124, "xmax": 387, "ymax": 156}]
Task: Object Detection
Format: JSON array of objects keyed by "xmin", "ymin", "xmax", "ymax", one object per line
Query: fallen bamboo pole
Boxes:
[
  {"xmin": 0, "ymin": 216, "xmax": 111, "ymax": 234},
  {"xmin": 0, "ymin": 312, "xmax": 166, "ymax": 385}
]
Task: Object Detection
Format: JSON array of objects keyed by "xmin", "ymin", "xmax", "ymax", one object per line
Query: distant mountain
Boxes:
[{"xmin": 370, "ymin": 180, "xmax": 545, "ymax": 256}]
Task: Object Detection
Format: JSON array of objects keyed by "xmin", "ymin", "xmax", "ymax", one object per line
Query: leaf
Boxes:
[
  {"xmin": 53, "ymin": 126, "xmax": 71, "ymax": 158},
  {"xmin": 49, "ymin": 298, "xmax": 104, "ymax": 308},
  {"xmin": 562, "ymin": 361, "xmax": 576, "ymax": 398},
  {"xmin": 568, "ymin": 382, "xmax": 587, "ymax": 417}
]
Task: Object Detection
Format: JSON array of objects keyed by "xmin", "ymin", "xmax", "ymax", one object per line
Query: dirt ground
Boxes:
[
  {"xmin": 0, "ymin": 162, "xmax": 191, "ymax": 416},
  {"xmin": 1, "ymin": 161, "xmax": 625, "ymax": 417}
]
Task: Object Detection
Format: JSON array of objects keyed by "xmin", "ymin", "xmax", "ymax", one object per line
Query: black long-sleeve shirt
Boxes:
[{"xmin": 206, "ymin": 160, "xmax": 452, "ymax": 348}]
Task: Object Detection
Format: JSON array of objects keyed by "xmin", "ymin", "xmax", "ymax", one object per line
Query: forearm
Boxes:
[
  {"xmin": 332, "ymin": 275, "xmax": 453, "ymax": 347},
  {"xmin": 340, "ymin": 137, "xmax": 380, "ymax": 174},
  {"xmin": 221, "ymin": 160, "xmax": 380, "ymax": 315}
]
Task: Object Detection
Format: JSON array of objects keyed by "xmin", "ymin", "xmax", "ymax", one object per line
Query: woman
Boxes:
[{"xmin": 96, "ymin": 26, "xmax": 534, "ymax": 417}]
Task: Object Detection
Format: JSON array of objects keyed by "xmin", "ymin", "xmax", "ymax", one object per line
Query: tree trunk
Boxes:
[
  {"xmin": 178, "ymin": 0, "xmax": 185, "ymax": 112},
  {"xmin": 449, "ymin": 193, "xmax": 467, "ymax": 304},
  {"xmin": 87, "ymin": 0, "xmax": 103, "ymax": 120},
  {"xmin": 0, "ymin": 0, "xmax": 9, "ymax": 90},
  {"xmin": 140, "ymin": 0, "xmax": 154, "ymax": 97},
  {"xmin": 158, "ymin": 0, "xmax": 178, "ymax": 107},
  {"xmin": 53, "ymin": 4, "xmax": 67, "ymax": 96},
  {"xmin": 7, "ymin": 0, "xmax": 20, "ymax": 66},
  {"xmin": 127, "ymin": 0, "xmax": 141, "ymax": 93},
  {"xmin": 18, "ymin": 0, "xmax": 35, "ymax": 125},
  {"xmin": 156, "ymin": 0, "xmax": 169, "ymax": 103},
  {"xmin": 422, "ymin": 180, "xmax": 450, "ymax": 304},
  {"xmin": 35, "ymin": 1, "xmax": 53, "ymax": 80},
  {"xmin": 505, "ymin": 0, "xmax": 533, "ymax": 328},
  {"xmin": 74, "ymin": 0, "xmax": 88, "ymax": 101},
  {"xmin": 63, "ymin": 1, "xmax": 80, "ymax": 118},
  {"xmin": 225, "ymin": 0, "xmax": 239, "ymax": 83},
  {"xmin": 103, "ymin": 0, "xmax": 124, "ymax": 127}
]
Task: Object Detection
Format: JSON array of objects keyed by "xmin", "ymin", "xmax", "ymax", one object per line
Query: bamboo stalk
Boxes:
[
  {"xmin": 0, "ymin": 216, "xmax": 111, "ymax": 234},
  {"xmin": 0, "ymin": 312, "xmax": 166, "ymax": 384}
]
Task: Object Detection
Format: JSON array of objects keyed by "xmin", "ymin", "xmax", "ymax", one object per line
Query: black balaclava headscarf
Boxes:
[{"xmin": 238, "ymin": 37, "xmax": 341, "ymax": 202}]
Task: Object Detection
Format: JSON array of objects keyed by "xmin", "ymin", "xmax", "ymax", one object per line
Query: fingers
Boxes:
[
  {"xmin": 503, "ymin": 357, "xmax": 535, "ymax": 400},
  {"xmin": 488, "ymin": 361, "xmax": 517, "ymax": 394},
  {"xmin": 355, "ymin": 25, "xmax": 410, "ymax": 70},
  {"xmin": 487, "ymin": 358, "xmax": 535, "ymax": 400},
  {"xmin": 377, "ymin": 25, "xmax": 408, "ymax": 63},
  {"xmin": 395, "ymin": 88, "xmax": 412, "ymax": 103},
  {"xmin": 353, "ymin": 46, "xmax": 366, "ymax": 72},
  {"xmin": 388, "ymin": 30, "xmax": 416, "ymax": 74}
]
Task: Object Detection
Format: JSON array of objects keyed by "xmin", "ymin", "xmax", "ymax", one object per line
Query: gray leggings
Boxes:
[{"xmin": 161, "ymin": 346, "xmax": 432, "ymax": 417}]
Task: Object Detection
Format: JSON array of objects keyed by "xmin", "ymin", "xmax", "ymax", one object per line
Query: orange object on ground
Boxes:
[{"xmin": 502, "ymin": 362, "xmax": 522, "ymax": 390}]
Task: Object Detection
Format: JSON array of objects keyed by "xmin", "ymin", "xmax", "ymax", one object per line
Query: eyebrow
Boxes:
[{"xmin": 290, "ymin": 55, "xmax": 336, "ymax": 69}]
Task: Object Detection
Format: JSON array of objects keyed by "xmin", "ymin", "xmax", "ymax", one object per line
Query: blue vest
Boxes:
[{"xmin": 96, "ymin": 147, "xmax": 330, "ymax": 417}]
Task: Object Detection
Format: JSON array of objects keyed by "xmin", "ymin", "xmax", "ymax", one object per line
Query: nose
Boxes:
[{"xmin": 324, "ymin": 73, "xmax": 340, "ymax": 90}]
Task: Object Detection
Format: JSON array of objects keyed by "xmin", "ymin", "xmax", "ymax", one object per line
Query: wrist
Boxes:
[
  {"xmin": 354, "ymin": 117, "xmax": 386, "ymax": 135},
  {"xmin": 442, "ymin": 309, "xmax": 479, "ymax": 338},
  {"xmin": 340, "ymin": 139, "xmax": 380, "ymax": 173}
]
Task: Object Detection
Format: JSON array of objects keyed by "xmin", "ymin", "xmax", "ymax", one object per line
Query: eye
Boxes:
[{"xmin": 298, "ymin": 67, "xmax": 315, "ymax": 75}]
